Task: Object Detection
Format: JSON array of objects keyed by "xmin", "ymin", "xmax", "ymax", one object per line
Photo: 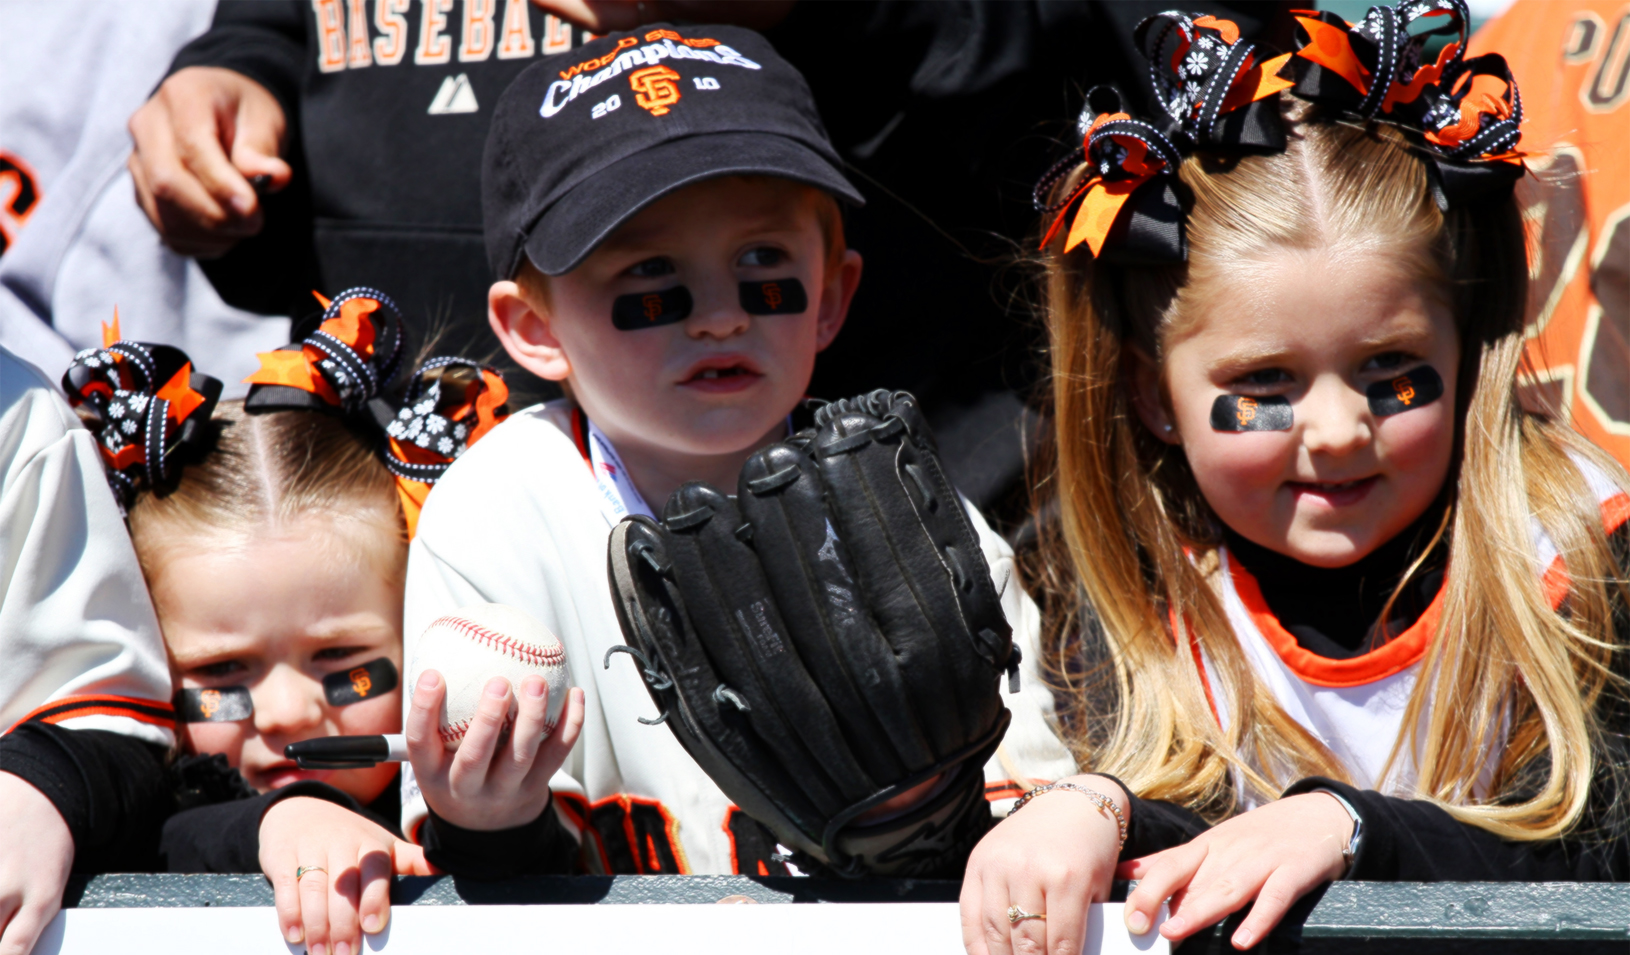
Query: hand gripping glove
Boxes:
[{"xmin": 605, "ymin": 390, "xmax": 1019, "ymax": 877}]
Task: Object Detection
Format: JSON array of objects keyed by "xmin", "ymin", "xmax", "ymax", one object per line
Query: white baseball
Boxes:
[{"xmin": 409, "ymin": 603, "xmax": 569, "ymax": 751}]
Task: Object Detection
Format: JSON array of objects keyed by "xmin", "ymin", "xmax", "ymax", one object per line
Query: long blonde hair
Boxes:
[{"xmin": 1036, "ymin": 99, "xmax": 1629, "ymax": 838}]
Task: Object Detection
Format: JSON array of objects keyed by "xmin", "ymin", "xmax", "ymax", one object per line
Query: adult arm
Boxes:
[{"xmin": 128, "ymin": 1, "xmax": 303, "ymax": 258}]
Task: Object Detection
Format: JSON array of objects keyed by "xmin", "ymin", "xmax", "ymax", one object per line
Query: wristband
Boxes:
[
  {"xmin": 1008, "ymin": 782, "xmax": 1127, "ymax": 852},
  {"xmin": 1313, "ymin": 787, "xmax": 1364, "ymax": 879}
]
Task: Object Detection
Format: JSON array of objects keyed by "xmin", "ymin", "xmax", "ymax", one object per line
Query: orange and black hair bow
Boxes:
[
  {"xmin": 243, "ymin": 287, "xmax": 508, "ymax": 537},
  {"xmin": 61, "ymin": 315, "xmax": 223, "ymax": 509},
  {"xmin": 1288, "ymin": 0, "xmax": 1523, "ymax": 206},
  {"xmin": 1036, "ymin": 12, "xmax": 1293, "ymax": 262}
]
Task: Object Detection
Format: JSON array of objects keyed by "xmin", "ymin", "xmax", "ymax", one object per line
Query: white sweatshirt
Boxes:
[
  {"xmin": 0, "ymin": 346, "xmax": 173, "ymax": 746},
  {"xmin": 402, "ymin": 399, "xmax": 1075, "ymax": 874}
]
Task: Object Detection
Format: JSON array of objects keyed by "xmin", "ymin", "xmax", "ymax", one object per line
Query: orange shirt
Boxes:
[{"xmin": 1472, "ymin": 1, "xmax": 1630, "ymax": 466}]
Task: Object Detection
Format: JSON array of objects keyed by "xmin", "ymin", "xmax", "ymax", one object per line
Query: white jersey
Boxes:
[
  {"xmin": 0, "ymin": 346, "xmax": 174, "ymax": 746},
  {"xmin": 1197, "ymin": 457, "xmax": 1630, "ymax": 797},
  {"xmin": 403, "ymin": 399, "xmax": 1075, "ymax": 873}
]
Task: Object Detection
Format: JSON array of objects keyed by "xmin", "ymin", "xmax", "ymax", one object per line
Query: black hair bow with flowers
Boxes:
[
  {"xmin": 1036, "ymin": 12, "xmax": 1294, "ymax": 262},
  {"xmin": 243, "ymin": 287, "xmax": 509, "ymax": 536},
  {"xmin": 1287, "ymin": 0, "xmax": 1523, "ymax": 207},
  {"xmin": 61, "ymin": 315, "xmax": 223, "ymax": 509}
]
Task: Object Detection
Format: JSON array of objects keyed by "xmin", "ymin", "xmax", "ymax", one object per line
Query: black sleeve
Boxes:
[
  {"xmin": 159, "ymin": 781, "xmax": 374, "ymax": 874},
  {"xmin": 166, "ymin": 0, "xmax": 307, "ymax": 126},
  {"xmin": 1276, "ymin": 520, "xmax": 1630, "ymax": 883},
  {"xmin": 418, "ymin": 796, "xmax": 579, "ymax": 880},
  {"xmin": 1094, "ymin": 774, "xmax": 1214, "ymax": 861},
  {"xmin": 0, "ymin": 724, "xmax": 171, "ymax": 873}
]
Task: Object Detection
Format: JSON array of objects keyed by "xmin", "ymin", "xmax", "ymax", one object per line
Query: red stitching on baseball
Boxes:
[{"xmin": 428, "ymin": 615, "xmax": 566, "ymax": 668}]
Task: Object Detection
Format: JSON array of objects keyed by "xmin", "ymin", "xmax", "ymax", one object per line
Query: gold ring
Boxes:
[
  {"xmin": 1007, "ymin": 904, "xmax": 1045, "ymax": 925},
  {"xmin": 295, "ymin": 866, "xmax": 327, "ymax": 881}
]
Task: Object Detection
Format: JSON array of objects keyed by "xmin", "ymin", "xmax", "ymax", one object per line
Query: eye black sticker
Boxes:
[
  {"xmin": 1367, "ymin": 366, "xmax": 1443, "ymax": 417},
  {"xmin": 739, "ymin": 278, "xmax": 807, "ymax": 315},
  {"xmin": 322, "ymin": 658, "xmax": 399, "ymax": 707},
  {"xmin": 612, "ymin": 286, "xmax": 693, "ymax": 330},
  {"xmin": 1210, "ymin": 394, "xmax": 1292, "ymax": 432},
  {"xmin": 174, "ymin": 686, "xmax": 254, "ymax": 723}
]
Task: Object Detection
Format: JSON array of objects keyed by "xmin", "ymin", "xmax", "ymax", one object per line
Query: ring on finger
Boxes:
[
  {"xmin": 295, "ymin": 865, "xmax": 327, "ymax": 881},
  {"xmin": 1007, "ymin": 904, "xmax": 1045, "ymax": 925}
]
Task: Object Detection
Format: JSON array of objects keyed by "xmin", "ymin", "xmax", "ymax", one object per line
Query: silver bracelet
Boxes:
[
  {"xmin": 1009, "ymin": 783, "xmax": 1128, "ymax": 851},
  {"xmin": 1313, "ymin": 788, "xmax": 1364, "ymax": 879}
]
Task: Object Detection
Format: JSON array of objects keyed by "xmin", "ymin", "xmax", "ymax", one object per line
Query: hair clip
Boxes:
[
  {"xmin": 383, "ymin": 357, "xmax": 510, "ymax": 536},
  {"xmin": 1287, "ymin": 0, "xmax": 1523, "ymax": 206},
  {"xmin": 62, "ymin": 315, "xmax": 223, "ymax": 509},
  {"xmin": 1036, "ymin": 13, "xmax": 1293, "ymax": 262},
  {"xmin": 243, "ymin": 287, "xmax": 405, "ymax": 417}
]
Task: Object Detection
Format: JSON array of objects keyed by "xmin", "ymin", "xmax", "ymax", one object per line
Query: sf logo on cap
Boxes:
[{"xmin": 630, "ymin": 66, "xmax": 681, "ymax": 116}]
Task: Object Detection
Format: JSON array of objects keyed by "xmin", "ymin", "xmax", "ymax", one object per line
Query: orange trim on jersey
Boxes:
[
  {"xmin": 1174, "ymin": 605, "xmax": 1223, "ymax": 725},
  {"xmin": 7, "ymin": 694, "xmax": 175, "ymax": 735},
  {"xmin": 570, "ymin": 407, "xmax": 592, "ymax": 469},
  {"xmin": 1228, "ymin": 553, "xmax": 1443, "ymax": 688},
  {"xmin": 1538, "ymin": 492, "xmax": 1630, "ymax": 610},
  {"xmin": 983, "ymin": 779, "xmax": 1054, "ymax": 803},
  {"xmin": 553, "ymin": 791, "xmax": 691, "ymax": 874}
]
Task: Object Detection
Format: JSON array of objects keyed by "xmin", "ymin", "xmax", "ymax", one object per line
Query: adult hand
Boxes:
[
  {"xmin": 960, "ymin": 774, "xmax": 1130, "ymax": 955},
  {"xmin": 405, "ymin": 670, "xmax": 585, "ymax": 832},
  {"xmin": 260, "ymin": 796, "xmax": 433, "ymax": 955},
  {"xmin": 0, "ymin": 771, "xmax": 74, "ymax": 955},
  {"xmin": 531, "ymin": 0, "xmax": 795, "ymax": 33},
  {"xmin": 1120, "ymin": 791, "xmax": 1353, "ymax": 950},
  {"xmin": 127, "ymin": 66, "xmax": 290, "ymax": 258}
]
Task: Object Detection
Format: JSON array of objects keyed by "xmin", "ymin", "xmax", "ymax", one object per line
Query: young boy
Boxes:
[{"xmin": 401, "ymin": 24, "xmax": 1074, "ymax": 876}]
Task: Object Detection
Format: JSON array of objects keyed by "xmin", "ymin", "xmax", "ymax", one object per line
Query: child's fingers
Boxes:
[
  {"xmin": 327, "ymin": 856, "xmax": 364, "ymax": 955},
  {"xmin": 1125, "ymin": 842, "xmax": 1206, "ymax": 939},
  {"xmin": 1229, "ymin": 866, "xmax": 1308, "ymax": 950},
  {"xmin": 448, "ymin": 677, "xmax": 511, "ymax": 795},
  {"xmin": 260, "ymin": 826, "xmax": 306, "ymax": 946},
  {"xmin": 356, "ymin": 848, "xmax": 395, "ymax": 936},
  {"xmin": 296, "ymin": 860, "xmax": 333, "ymax": 955},
  {"xmin": 394, "ymin": 840, "xmax": 435, "ymax": 877},
  {"xmin": 404, "ymin": 669, "xmax": 450, "ymax": 780},
  {"xmin": 527, "ymin": 687, "xmax": 585, "ymax": 787},
  {"xmin": 501, "ymin": 677, "xmax": 551, "ymax": 784}
]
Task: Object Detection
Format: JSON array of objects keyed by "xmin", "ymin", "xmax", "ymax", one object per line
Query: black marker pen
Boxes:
[{"xmin": 286, "ymin": 734, "xmax": 407, "ymax": 769}]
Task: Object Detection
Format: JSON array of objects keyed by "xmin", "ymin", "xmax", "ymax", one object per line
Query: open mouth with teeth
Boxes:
[{"xmin": 680, "ymin": 360, "xmax": 762, "ymax": 392}]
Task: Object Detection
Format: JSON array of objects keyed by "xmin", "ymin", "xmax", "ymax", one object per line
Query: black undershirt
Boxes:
[{"xmin": 1223, "ymin": 503, "xmax": 1449, "ymax": 659}]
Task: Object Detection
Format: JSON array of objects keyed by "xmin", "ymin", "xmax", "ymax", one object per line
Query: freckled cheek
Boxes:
[
  {"xmin": 1184, "ymin": 431, "xmax": 1298, "ymax": 514},
  {"xmin": 181, "ymin": 722, "xmax": 247, "ymax": 763}
]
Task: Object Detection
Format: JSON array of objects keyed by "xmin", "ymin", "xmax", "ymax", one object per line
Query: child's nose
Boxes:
[
  {"xmin": 1299, "ymin": 378, "xmax": 1373, "ymax": 457},
  {"xmin": 251, "ymin": 665, "xmax": 326, "ymax": 740},
  {"xmin": 683, "ymin": 283, "xmax": 750, "ymax": 340}
]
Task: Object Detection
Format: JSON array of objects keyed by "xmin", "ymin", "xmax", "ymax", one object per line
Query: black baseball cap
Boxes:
[{"xmin": 483, "ymin": 23, "xmax": 864, "ymax": 280}]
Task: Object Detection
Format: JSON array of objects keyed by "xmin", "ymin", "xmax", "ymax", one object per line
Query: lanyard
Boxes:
[{"xmin": 570, "ymin": 407, "xmax": 655, "ymax": 525}]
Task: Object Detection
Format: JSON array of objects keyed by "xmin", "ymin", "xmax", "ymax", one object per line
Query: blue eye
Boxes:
[
  {"xmin": 629, "ymin": 257, "xmax": 675, "ymax": 278},
  {"xmin": 738, "ymin": 247, "xmax": 785, "ymax": 268}
]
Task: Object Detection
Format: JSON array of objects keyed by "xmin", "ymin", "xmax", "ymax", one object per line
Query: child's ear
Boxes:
[
  {"xmin": 814, "ymin": 249, "xmax": 863, "ymax": 352},
  {"xmin": 1126, "ymin": 347, "xmax": 1181, "ymax": 445},
  {"xmin": 488, "ymin": 281, "xmax": 570, "ymax": 381}
]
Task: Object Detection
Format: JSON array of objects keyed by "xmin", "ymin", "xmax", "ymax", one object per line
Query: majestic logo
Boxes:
[
  {"xmin": 198, "ymin": 689, "xmax": 222, "ymax": 720},
  {"xmin": 350, "ymin": 667, "xmax": 373, "ymax": 698},
  {"xmin": 761, "ymin": 282, "xmax": 783, "ymax": 310},
  {"xmin": 1235, "ymin": 395, "xmax": 1258, "ymax": 426},
  {"xmin": 630, "ymin": 65, "xmax": 681, "ymax": 116},
  {"xmin": 642, "ymin": 293, "xmax": 665, "ymax": 320},
  {"xmin": 1392, "ymin": 376, "xmax": 1415, "ymax": 405}
]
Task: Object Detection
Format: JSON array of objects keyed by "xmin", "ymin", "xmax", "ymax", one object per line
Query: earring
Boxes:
[{"xmin": 1163, "ymin": 424, "xmax": 1174, "ymax": 433}]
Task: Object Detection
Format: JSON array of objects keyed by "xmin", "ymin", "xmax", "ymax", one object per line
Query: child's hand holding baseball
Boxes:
[
  {"xmin": 405, "ymin": 670, "xmax": 586, "ymax": 831},
  {"xmin": 260, "ymin": 796, "xmax": 433, "ymax": 955}
]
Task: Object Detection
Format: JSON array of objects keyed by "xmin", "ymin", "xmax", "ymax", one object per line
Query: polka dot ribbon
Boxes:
[
  {"xmin": 243, "ymin": 288, "xmax": 508, "ymax": 537},
  {"xmin": 1035, "ymin": 12, "xmax": 1293, "ymax": 261},
  {"xmin": 1287, "ymin": 0, "xmax": 1523, "ymax": 204},
  {"xmin": 60, "ymin": 312, "xmax": 223, "ymax": 508}
]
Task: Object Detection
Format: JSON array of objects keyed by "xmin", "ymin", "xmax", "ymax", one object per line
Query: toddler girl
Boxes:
[{"xmin": 963, "ymin": 4, "xmax": 1629, "ymax": 953}]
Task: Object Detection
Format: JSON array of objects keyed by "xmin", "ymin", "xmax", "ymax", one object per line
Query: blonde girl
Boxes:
[{"xmin": 963, "ymin": 4, "xmax": 1629, "ymax": 953}]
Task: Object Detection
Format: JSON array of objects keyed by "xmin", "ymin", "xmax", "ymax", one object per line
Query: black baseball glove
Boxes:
[{"xmin": 605, "ymin": 390, "xmax": 1019, "ymax": 878}]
